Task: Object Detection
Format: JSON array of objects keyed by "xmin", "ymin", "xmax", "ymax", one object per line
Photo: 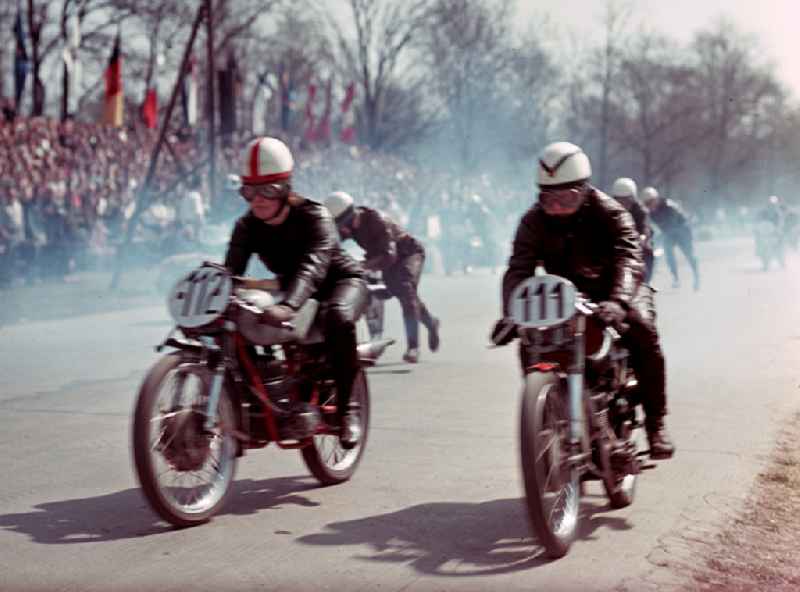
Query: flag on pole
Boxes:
[
  {"xmin": 315, "ymin": 78, "xmax": 333, "ymax": 145},
  {"xmin": 181, "ymin": 55, "xmax": 198, "ymax": 127},
  {"xmin": 141, "ymin": 89, "xmax": 157, "ymax": 129},
  {"xmin": 13, "ymin": 7, "xmax": 30, "ymax": 110},
  {"xmin": 302, "ymin": 83, "xmax": 317, "ymax": 144},
  {"xmin": 339, "ymin": 82, "xmax": 356, "ymax": 143},
  {"xmin": 62, "ymin": 13, "xmax": 81, "ymax": 117},
  {"xmin": 102, "ymin": 31, "xmax": 123, "ymax": 127}
]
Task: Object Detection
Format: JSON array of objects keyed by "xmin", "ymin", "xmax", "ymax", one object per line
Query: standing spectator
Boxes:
[
  {"xmin": 0, "ymin": 187, "xmax": 26, "ymax": 285},
  {"xmin": 21, "ymin": 181, "xmax": 48, "ymax": 282}
]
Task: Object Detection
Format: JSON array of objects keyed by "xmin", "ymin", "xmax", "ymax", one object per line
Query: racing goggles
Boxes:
[
  {"xmin": 239, "ymin": 183, "xmax": 288, "ymax": 202},
  {"xmin": 538, "ymin": 185, "xmax": 585, "ymax": 211}
]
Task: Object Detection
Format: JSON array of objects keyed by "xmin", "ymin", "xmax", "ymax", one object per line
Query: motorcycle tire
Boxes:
[
  {"xmin": 302, "ymin": 369, "xmax": 370, "ymax": 485},
  {"xmin": 520, "ymin": 371, "xmax": 580, "ymax": 559},
  {"xmin": 132, "ymin": 353, "xmax": 238, "ymax": 527}
]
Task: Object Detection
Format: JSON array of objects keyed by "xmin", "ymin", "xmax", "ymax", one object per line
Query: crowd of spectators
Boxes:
[
  {"xmin": 0, "ymin": 116, "xmax": 531, "ymax": 288},
  {"xmin": 3, "ymin": 111, "xmax": 775, "ymax": 293},
  {"xmin": 4, "ymin": 114, "xmax": 777, "ymax": 294}
]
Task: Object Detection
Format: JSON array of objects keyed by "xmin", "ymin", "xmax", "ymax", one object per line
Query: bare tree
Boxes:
[
  {"xmin": 690, "ymin": 19, "xmax": 785, "ymax": 203},
  {"xmin": 331, "ymin": 0, "xmax": 432, "ymax": 149},
  {"xmin": 420, "ymin": 0, "xmax": 512, "ymax": 179},
  {"xmin": 611, "ymin": 32, "xmax": 704, "ymax": 192},
  {"xmin": 564, "ymin": 0, "xmax": 634, "ymax": 188},
  {"xmin": 246, "ymin": 6, "xmax": 334, "ymax": 135},
  {"xmin": 418, "ymin": 0, "xmax": 559, "ymax": 183}
]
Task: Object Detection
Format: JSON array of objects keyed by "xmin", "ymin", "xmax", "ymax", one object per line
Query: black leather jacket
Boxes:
[
  {"xmin": 224, "ymin": 197, "xmax": 364, "ymax": 310},
  {"xmin": 502, "ymin": 187, "xmax": 643, "ymax": 315},
  {"xmin": 649, "ymin": 199, "xmax": 690, "ymax": 236},
  {"xmin": 351, "ymin": 206, "xmax": 423, "ymax": 270},
  {"xmin": 625, "ymin": 199, "xmax": 653, "ymax": 247}
]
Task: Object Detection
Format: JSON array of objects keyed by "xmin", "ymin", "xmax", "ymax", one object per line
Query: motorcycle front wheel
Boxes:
[
  {"xmin": 520, "ymin": 371, "xmax": 580, "ymax": 559},
  {"xmin": 132, "ymin": 353, "xmax": 238, "ymax": 527},
  {"xmin": 302, "ymin": 369, "xmax": 370, "ymax": 485}
]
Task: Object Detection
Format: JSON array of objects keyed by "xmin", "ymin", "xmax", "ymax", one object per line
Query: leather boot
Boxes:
[{"xmin": 646, "ymin": 417, "xmax": 675, "ymax": 460}]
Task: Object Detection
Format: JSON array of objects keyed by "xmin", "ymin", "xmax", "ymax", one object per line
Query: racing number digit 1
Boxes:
[
  {"xmin": 552, "ymin": 282, "xmax": 565, "ymax": 319},
  {"xmin": 518, "ymin": 285, "xmax": 532, "ymax": 323},
  {"xmin": 203, "ymin": 272, "xmax": 224, "ymax": 314},
  {"xmin": 519, "ymin": 280, "xmax": 566, "ymax": 324},
  {"xmin": 179, "ymin": 272, "xmax": 198, "ymax": 317},
  {"xmin": 518, "ymin": 283, "xmax": 549, "ymax": 323},
  {"xmin": 192, "ymin": 271, "xmax": 210, "ymax": 316}
]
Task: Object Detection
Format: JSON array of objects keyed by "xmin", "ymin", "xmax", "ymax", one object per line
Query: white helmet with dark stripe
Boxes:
[
  {"xmin": 537, "ymin": 141, "xmax": 592, "ymax": 187},
  {"xmin": 325, "ymin": 191, "xmax": 355, "ymax": 221},
  {"xmin": 241, "ymin": 137, "xmax": 294, "ymax": 185},
  {"xmin": 611, "ymin": 177, "xmax": 638, "ymax": 199}
]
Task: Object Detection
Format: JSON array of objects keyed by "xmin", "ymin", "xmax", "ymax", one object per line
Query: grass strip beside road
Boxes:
[{"xmin": 689, "ymin": 412, "xmax": 800, "ymax": 591}]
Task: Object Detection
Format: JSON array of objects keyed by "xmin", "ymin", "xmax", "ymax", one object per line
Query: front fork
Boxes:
[
  {"xmin": 567, "ymin": 316, "xmax": 589, "ymax": 464},
  {"xmin": 202, "ymin": 335, "xmax": 225, "ymax": 431}
]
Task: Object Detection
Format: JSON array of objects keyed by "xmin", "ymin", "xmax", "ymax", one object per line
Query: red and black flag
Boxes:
[{"xmin": 102, "ymin": 31, "xmax": 123, "ymax": 127}]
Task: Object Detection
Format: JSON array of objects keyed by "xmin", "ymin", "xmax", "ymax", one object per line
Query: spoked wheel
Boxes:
[
  {"xmin": 520, "ymin": 372, "xmax": 580, "ymax": 559},
  {"xmin": 132, "ymin": 354, "xmax": 238, "ymax": 527},
  {"xmin": 302, "ymin": 369, "xmax": 369, "ymax": 485}
]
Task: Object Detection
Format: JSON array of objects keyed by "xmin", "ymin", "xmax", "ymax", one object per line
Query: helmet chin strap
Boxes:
[{"xmin": 262, "ymin": 198, "xmax": 290, "ymax": 225}]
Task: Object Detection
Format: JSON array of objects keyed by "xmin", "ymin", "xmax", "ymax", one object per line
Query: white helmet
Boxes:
[
  {"xmin": 642, "ymin": 186, "xmax": 659, "ymax": 201},
  {"xmin": 611, "ymin": 177, "xmax": 637, "ymax": 199},
  {"xmin": 769, "ymin": 195, "xmax": 780, "ymax": 205},
  {"xmin": 241, "ymin": 137, "xmax": 294, "ymax": 185},
  {"xmin": 325, "ymin": 191, "xmax": 355, "ymax": 221},
  {"xmin": 537, "ymin": 141, "xmax": 592, "ymax": 187}
]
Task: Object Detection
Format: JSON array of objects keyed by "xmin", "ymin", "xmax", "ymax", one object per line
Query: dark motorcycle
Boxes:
[
  {"xmin": 132, "ymin": 262, "xmax": 370, "ymax": 527},
  {"xmin": 504, "ymin": 272, "xmax": 650, "ymax": 558}
]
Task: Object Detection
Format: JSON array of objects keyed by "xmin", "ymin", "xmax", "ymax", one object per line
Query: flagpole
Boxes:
[
  {"xmin": 205, "ymin": 0, "xmax": 217, "ymax": 212},
  {"xmin": 60, "ymin": 3, "xmax": 67, "ymax": 121},
  {"xmin": 109, "ymin": 2, "xmax": 207, "ymax": 290}
]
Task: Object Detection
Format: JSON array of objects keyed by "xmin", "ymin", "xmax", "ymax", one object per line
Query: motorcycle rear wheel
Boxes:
[
  {"xmin": 132, "ymin": 353, "xmax": 238, "ymax": 527},
  {"xmin": 520, "ymin": 371, "xmax": 580, "ymax": 559},
  {"xmin": 302, "ymin": 369, "xmax": 370, "ymax": 485}
]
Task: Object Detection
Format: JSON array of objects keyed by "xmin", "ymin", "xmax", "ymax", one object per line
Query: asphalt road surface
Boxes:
[{"xmin": 1, "ymin": 236, "xmax": 797, "ymax": 592}]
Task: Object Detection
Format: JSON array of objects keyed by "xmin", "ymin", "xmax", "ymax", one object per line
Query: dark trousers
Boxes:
[
  {"xmin": 663, "ymin": 228, "xmax": 699, "ymax": 284},
  {"xmin": 643, "ymin": 247, "xmax": 655, "ymax": 283},
  {"xmin": 383, "ymin": 251, "xmax": 436, "ymax": 350},
  {"xmin": 623, "ymin": 286, "xmax": 667, "ymax": 426},
  {"xmin": 322, "ymin": 278, "xmax": 368, "ymax": 417}
]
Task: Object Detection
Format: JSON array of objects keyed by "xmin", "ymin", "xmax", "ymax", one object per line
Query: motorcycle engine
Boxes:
[{"xmin": 279, "ymin": 402, "xmax": 322, "ymax": 440}]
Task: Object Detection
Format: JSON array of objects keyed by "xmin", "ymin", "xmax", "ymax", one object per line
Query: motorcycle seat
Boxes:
[{"xmin": 236, "ymin": 289, "xmax": 319, "ymax": 345}]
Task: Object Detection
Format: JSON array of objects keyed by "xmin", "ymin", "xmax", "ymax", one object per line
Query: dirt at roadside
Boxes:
[{"xmin": 686, "ymin": 412, "xmax": 800, "ymax": 591}]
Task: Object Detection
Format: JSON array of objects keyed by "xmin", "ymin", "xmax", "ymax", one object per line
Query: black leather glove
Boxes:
[
  {"xmin": 490, "ymin": 317, "xmax": 517, "ymax": 346},
  {"xmin": 596, "ymin": 300, "xmax": 627, "ymax": 326},
  {"xmin": 260, "ymin": 304, "xmax": 295, "ymax": 327}
]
